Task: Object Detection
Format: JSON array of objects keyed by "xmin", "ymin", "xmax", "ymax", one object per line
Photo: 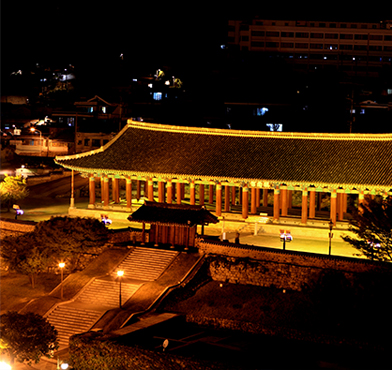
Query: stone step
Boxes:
[
  {"xmin": 114, "ymin": 247, "xmax": 178, "ymax": 281},
  {"xmin": 46, "ymin": 306, "xmax": 103, "ymax": 347},
  {"xmin": 76, "ymin": 280, "xmax": 140, "ymax": 307}
]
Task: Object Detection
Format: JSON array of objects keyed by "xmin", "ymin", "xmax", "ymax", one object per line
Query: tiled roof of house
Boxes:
[
  {"xmin": 55, "ymin": 120, "xmax": 392, "ymax": 191},
  {"xmin": 128, "ymin": 201, "xmax": 219, "ymax": 226}
]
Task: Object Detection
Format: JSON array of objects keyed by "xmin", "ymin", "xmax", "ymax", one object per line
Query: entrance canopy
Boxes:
[{"xmin": 128, "ymin": 202, "xmax": 219, "ymax": 227}]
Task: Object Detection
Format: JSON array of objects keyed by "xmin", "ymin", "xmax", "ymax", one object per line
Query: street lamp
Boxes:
[
  {"xmin": 30, "ymin": 127, "xmax": 42, "ymax": 146},
  {"xmin": 0, "ymin": 361, "xmax": 11, "ymax": 370},
  {"xmin": 328, "ymin": 220, "xmax": 333, "ymax": 256},
  {"xmin": 59, "ymin": 262, "xmax": 65, "ymax": 299},
  {"xmin": 280, "ymin": 230, "xmax": 293, "ymax": 250},
  {"xmin": 117, "ymin": 270, "xmax": 124, "ymax": 309}
]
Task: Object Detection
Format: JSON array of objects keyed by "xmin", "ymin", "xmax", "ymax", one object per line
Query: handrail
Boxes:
[{"xmin": 119, "ymin": 253, "xmax": 206, "ymax": 329}]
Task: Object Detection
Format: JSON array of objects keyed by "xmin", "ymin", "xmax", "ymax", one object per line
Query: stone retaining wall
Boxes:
[
  {"xmin": 198, "ymin": 239, "xmax": 391, "ymax": 291},
  {"xmin": 0, "ymin": 218, "xmax": 36, "ymax": 239}
]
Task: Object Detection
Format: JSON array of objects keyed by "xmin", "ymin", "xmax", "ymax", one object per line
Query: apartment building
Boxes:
[{"xmin": 228, "ymin": 19, "xmax": 392, "ymax": 75}]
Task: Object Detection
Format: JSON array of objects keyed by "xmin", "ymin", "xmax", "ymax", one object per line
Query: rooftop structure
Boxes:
[
  {"xmin": 228, "ymin": 19, "xmax": 392, "ymax": 76},
  {"xmin": 55, "ymin": 120, "xmax": 392, "ymax": 225}
]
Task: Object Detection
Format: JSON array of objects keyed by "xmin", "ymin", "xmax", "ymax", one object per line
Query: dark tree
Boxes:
[
  {"xmin": 342, "ymin": 196, "xmax": 392, "ymax": 262},
  {"xmin": 0, "ymin": 311, "xmax": 58, "ymax": 365},
  {"xmin": 33, "ymin": 216, "xmax": 110, "ymax": 270}
]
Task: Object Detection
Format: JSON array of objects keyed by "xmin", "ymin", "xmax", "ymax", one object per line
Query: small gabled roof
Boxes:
[{"xmin": 128, "ymin": 202, "xmax": 219, "ymax": 227}]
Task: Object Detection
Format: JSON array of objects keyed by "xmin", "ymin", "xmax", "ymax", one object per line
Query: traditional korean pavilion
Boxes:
[
  {"xmin": 55, "ymin": 120, "xmax": 392, "ymax": 226},
  {"xmin": 128, "ymin": 202, "xmax": 218, "ymax": 248}
]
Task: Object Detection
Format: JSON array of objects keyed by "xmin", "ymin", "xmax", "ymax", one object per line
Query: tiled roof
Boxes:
[
  {"xmin": 55, "ymin": 120, "xmax": 392, "ymax": 191},
  {"xmin": 128, "ymin": 202, "xmax": 219, "ymax": 226}
]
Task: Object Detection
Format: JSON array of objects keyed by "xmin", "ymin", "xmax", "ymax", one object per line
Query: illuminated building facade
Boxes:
[
  {"xmin": 55, "ymin": 120, "xmax": 392, "ymax": 226},
  {"xmin": 228, "ymin": 19, "xmax": 392, "ymax": 76}
]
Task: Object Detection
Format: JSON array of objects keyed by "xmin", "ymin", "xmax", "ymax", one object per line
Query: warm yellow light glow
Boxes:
[
  {"xmin": 59, "ymin": 262, "xmax": 65, "ymax": 268},
  {"xmin": 0, "ymin": 361, "xmax": 12, "ymax": 370},
  {"xmin": 117, "ymin": 270, "xmax": 124, "ymax": 277}
]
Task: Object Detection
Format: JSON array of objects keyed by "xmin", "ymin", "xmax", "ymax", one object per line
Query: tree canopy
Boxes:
[
  {"xmin": 0, "ymin": 175, "xmax": 29, "ymax": 212},
  {"xmin": 342, "ymin": 196, "xmax": 392, "ymax": 262},
  {"xmin": 1, "ymin": 216, "xmax": 110, "ymax": 287},
  {"xmin": 0, "ymin": 311, "xmax": 58, "ymax": 365}
]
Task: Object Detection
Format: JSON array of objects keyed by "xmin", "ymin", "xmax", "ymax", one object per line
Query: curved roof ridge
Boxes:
[{"xmin": 126, "ymin": 119, "xmax": 392, "ymax": 141}]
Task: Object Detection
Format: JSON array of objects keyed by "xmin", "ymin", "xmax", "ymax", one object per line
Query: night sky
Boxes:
[{"xmin": 2, "ymin": 1, "xmax": 387, "ymax": 74}]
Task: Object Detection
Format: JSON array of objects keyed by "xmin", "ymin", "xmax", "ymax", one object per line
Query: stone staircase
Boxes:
[
  {"xmin": 113, "ymin": 247, "xmax": 179, "ymax": 281},
  {"xmin": 46, "ymin": 306, "xmax": 104, "ymax": 348},
  {"xmin": 46, "ymin": 246, "xmax": 180, "ymax": 349},
  {"xmin": 75, "ymin": 278, "xmax": 141, "ymax": 308}
]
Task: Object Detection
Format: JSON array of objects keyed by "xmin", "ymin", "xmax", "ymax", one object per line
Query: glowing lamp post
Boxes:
[
  {"xmin": 59, "ymin": 262, "xmax": 65, "ymax": 299},
  {"xmin": 328, "ymin": 220, "xmax": 333, "ymax": 255},
  {"xmin": 117, "ymin": 270, "xmax": 124, "ymax": 309},
  {"xmin": 30, "ymin": 127, "xmax": 42, "ymax": 145},
  {"xmin": 280, "ymin": 230, "xmax": 292, "ymax": 250}
]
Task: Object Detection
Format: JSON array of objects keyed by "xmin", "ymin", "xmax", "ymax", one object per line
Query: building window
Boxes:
[
  {"xmin": 252, "ymin": 30, "xmax": 265, "ymax": 37},
  {"xmin": 325, "ymin": 44, "xmax": 338, "ymax": 50},
  {"xmin": 266, "ymin": 42, "xmax": 279, "ymax": 48},
  {"xmin": 92, "ymin": 139, "xmax": 100, "ymax": 147},
  {"xmin": 266, "ymin": 31, "xmax": 279, "ymax": 37},
  {"xmin": 251, "ymin": 41, "xmax": 264, "ymax": 47},
  {"xmin": 241, "ymin": 35, "xmax": 249, "ymax": 41},
  {"xmin": 325, "ymin": 33, "xmax": 338, "ymax": 39},
  {"xmin": 295, "ymin": 43, "xmax": 308, "ymax": 49},
  {"xmin": 310, "ymin": 33, "xmax": 324, "ymax": 38},
  {"xmin": 369, "ymin": 35, "xmax": 383, "ymax": 41},
  {"xmin": 84, "ymin": 139, "xmax": 90, "ymax": 146},
  {"xmin": 355, "ymin": 34, "xmax": 368, "ymax": 40},
  {"xmin": 295, "ymin": 32, "xmax": 309, "ymax": 38},
  {"xmin": 281, "ymin": 42, "xmax": 294, "ymax": 48},
  {"xmin": 340, "ymin": 33, "xmax": 353, "ymax": 39},
  {"xmin": 281, "ymin": 32, "xmax": 294, "ymax": 37},
  {"xmin": 153, "ymin": 92, "xmax": 162, "ymax": 101},
  {"xmin": 340, "ymin": 44, "xmax": 353, "ymax": 50},
  {"xmin": 310, "ymin": 43, "xmax": 323, "ymax": 49}
]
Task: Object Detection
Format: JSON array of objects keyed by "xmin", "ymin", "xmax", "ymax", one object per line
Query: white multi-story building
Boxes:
[{"xmin": 228, "ymin": 19, "xmax": 392, "ymax": 76}]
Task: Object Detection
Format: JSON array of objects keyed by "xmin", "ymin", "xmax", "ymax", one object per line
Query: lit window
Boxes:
[
  {"xmin": 153, "ymin": 92, "xmax": 162, "ymax": 101},
  {"xmin": 257, "ymin": 107, "xmax": 269, "ymax": 116}
]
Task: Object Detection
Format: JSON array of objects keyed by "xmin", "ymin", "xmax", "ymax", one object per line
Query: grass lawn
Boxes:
[{"xmin": 0, "ymin": 270, "xmax": 61, "ymax": 314}]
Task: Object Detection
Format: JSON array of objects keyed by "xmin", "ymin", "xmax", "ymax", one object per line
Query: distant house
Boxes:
[
  {"xmin": 52, "ymin": 95, "xmax": 125, "ymax": 131},
  {"xmin": 10, "ymin": 134, "xmax": 70, "ymax": 157}
]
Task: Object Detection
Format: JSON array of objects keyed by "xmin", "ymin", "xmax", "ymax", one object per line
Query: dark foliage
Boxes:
[
  {"xmin": 0, "ymin": 311, "xmax": 58, "ymax": 365},
  {"xmin": 342, "ymin": 196, "xmax": 392, "ymax": 261}
]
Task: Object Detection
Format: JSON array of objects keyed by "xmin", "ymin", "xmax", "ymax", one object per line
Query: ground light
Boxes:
[
  {"xmin": 280, "ymin": 230, "xmax": 293, "ymax": 250},
  {"xmin": 117, "ymin": 270, "xmax": 124, "ymax": 309}
]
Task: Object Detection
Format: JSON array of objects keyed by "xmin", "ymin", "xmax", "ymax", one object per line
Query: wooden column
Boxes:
[
  {"xmin": 101, "ymin": 177, "xmax": 104, "ymax": 202},
  {"xmin": 288, "ymin": 190, "xmax": 293, "ymax": 209},
  {"xmin": 148, "ymin": 178, "xmax": 154, "ymax": 201},
  {"xmin": 231, "ymin": 186, "xmax": 236, "ymax": 205},
  {"xmin": 309, "ymin": 189, "xmax": 316, "ymax": 219},
  {"xmin": 136, "ymin": 180, "xmax": 141, "ymax": 200},
  {"xmin": 215, "ymin": 183, "xmax": 222, "ymax": 216},
  {"xmin": 209, "ymin": 184, "xmax": 214, "ymax": 204},
  {"xmin": 273, "ymin": 188, "xmax": 280, "ymax": 221},
  {"xmin": 166, "ymin": 179, "xmax": 173, "ymax": 203},
  {"xmin": 199, "ymin": 184, "xmax": 205, "ymax": 205},
  {"xmin": 256, "ymin": 188, "xmax": 261, "ymax": 207},
  {"xmin": 112, "ymin": 178, "xmax": 119, "ymax": 203},
  {"xmin": 103, "ymin": 176, "xmax": 109, "ymax": 207},
  {"xmin": 89, "ymin": 175, "xmax": 95, "ymax": 207},
  {"xmin": 242, "ymin": 186, "xmax": 249, "ymax": 219},
  {"xmin": 358, "ymin": 191, "xmax": 365, "ymax": 213},
  {"xmin": 330, "ymin": 190, "xmax": 337, "ymax": 225},
  {"xmin": 190, "ymin": 181, "xmax": 196, "ymax": 205},
  {"xmin": 126, "ymin": 178, "xmax": 132, "ymax": 209},
  {"xmin": 301, "ymin": 188, "xmax": 308, "ymax": 224},
  {"xmin": 263, "ymin": 189, "xmax": 269, "ymax": 207},
  {"xmin": 158, "ymin": 180, "xmax": 165, "ymax": 203},
  {"xmin": 251, "ymin": 187, "xmax": 257, "ymax": 215},
  {"xmin": 281, "ymin": 188, "xmax": 288, "ymax": 216},
  {"xmin": 177, "ymin": 181, "xmax": 182, "ymax": 204},
  {"xmin": 338, "ymin": 192, "xmax": 345, "ymax": 221},
  {"xmin": 224, "ymin": 185, "xmax": 230, "ymax": 212}
]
